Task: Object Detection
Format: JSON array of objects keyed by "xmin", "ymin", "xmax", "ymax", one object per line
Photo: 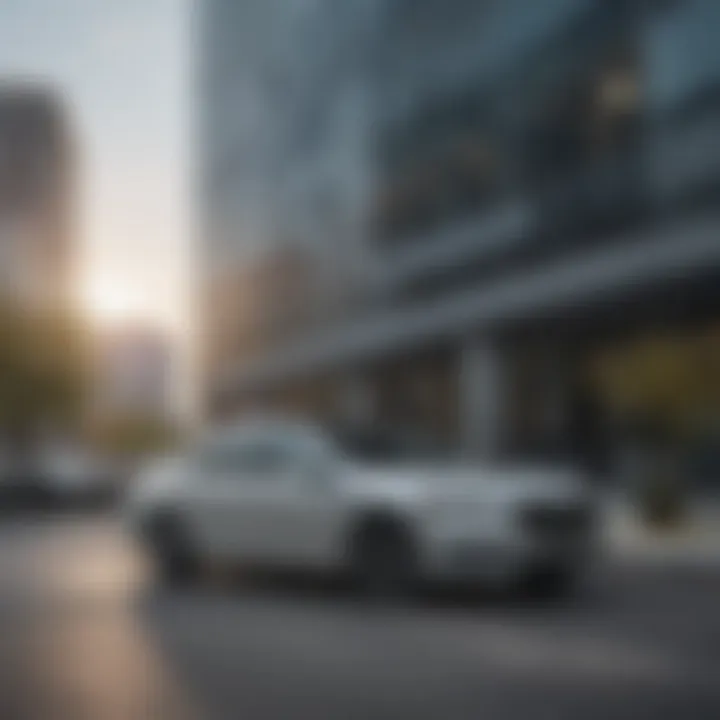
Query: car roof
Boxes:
[{"xmin": 204, "ymin": 416, "xmax": 327, "ymax": 445}]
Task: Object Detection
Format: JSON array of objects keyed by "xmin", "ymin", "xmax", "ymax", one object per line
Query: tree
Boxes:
[
  {"xmin": 89, "ymin": 414, "xmax": 181, "ymax": 458},
  {"xmin": 0, "ymin": 300, "xmax": 90, "ymax": 454}
]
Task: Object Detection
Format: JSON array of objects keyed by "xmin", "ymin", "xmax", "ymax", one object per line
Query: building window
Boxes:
[{"xmin": 375, "ymin": 96, "xmax": 503, "ymax": 246}]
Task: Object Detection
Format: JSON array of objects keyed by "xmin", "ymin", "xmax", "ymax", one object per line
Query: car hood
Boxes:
[{"xmin": 341, "ymin": 463, "xmax": 591, "ymax": 506}]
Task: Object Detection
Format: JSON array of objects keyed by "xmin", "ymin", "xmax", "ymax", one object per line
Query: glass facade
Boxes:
[
  {"xmin": 373, "ymin": 0, "xmax": 720, "ymax": 300},
  {"xmin": 201, "ymin": 0, "xmax": 720, "ymax": 452}
]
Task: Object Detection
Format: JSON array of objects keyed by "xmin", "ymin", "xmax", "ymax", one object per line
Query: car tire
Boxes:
[
  {"xmin": 146, "ymin": 513, "xmax": 200, "ymax": 587},
  {"xmin": 524, "ymin": 564, "xmax": 578, "ymax": 600},
  {"xmin": 349, "ymin": 518, "xmax": 419, "ymax": 603}
]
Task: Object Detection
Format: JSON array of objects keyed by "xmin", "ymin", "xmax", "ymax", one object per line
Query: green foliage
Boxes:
[
  {"xmin": 638, "ymin": 472, "xmax": 686, "ymax": 528},
  {"xmin": 90, "ymin": 414, "xmax": 181, "ymax": 457},
  {"xmin": 0, "ymin": 301, "xmax": 90, "ymax": 441},
  {"xmin": 634, "ymin": 446, "xmax": 686, "ymax": 529}
]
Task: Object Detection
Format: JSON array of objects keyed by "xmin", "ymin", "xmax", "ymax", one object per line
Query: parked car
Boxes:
[
  {"xmin": 126, "ymin": 419, "xmax": 598, "ymax": 598},
  {"xmin": 0, "ymin": 455, "xmax": 48, "ymax": 509},
  {"xmin": 0, "ymin": 448, "xmax": 118, "ymax": 510},
  {"xmin": 37, "ymin": 449, "xmax": 119, "ymax": 507}
]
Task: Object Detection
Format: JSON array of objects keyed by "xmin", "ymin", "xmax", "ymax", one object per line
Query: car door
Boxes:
[
  {"xmin": 179, "ymin": 435, "xmax": 257, "ymax": 560},
  {"xmin": 190, "ymin": 431, "xmax": 312, "ymax": 564},
  {"xmin": 221, "ymin": 435, "xmax": 303, "ymax": 563},
  {"xmin": 184, "ymin": 428, "xmax": 346, "ymax": 568},
  {"xmin": 257, "ymin": 432, "xmax": 349, "ymax": 569}
]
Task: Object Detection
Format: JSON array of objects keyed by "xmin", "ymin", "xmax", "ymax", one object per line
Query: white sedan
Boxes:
[{"xmin": 126, "ymin": 420, "xmax": 597, "ymax": 598}]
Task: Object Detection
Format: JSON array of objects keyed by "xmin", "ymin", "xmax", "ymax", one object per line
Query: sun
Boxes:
[{"xmin": 82, "ymin": 280, "xmax": 141, "ymax": 325}]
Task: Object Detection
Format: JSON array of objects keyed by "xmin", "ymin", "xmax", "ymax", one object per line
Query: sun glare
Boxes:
[{"xmin": 82, "ymin": 281, "xmax": 141, "ymax": 325}]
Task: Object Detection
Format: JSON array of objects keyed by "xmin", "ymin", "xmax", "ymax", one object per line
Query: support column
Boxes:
[
  {"xmin": 539, "ymin": 348, "xmax": 573, "ymax": 454},
  {"xmin": 459, "ymin": 338, "xmax": 507, "ymax": 459}
]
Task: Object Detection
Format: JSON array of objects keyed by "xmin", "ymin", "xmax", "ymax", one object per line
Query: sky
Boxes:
[{"xmin": 0, "ymin": 0, "xmax": 190, "ymax": 332}]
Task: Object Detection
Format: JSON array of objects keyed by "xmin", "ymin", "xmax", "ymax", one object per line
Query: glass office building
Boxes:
[{"xmin": 199, "ymin": 0, "xmax": 720, "ymax": 483}]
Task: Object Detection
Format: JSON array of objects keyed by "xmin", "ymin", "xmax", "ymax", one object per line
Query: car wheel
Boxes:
[
  {"xmin": 350, "ymin": 518, "xmax": 419, "ymax": 603},
  {"xmin": 146, "ymin": 513, "xmax": 200, "ymax": 587},
  {"xmin": 524, "ymin": 564, "xmax": 578, "ymax": 600}
]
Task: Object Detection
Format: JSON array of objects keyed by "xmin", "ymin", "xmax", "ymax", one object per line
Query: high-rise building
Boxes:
[
  {"xmin": 199, "ymin": 0, "xmax": 720, "ymax": 480},
  {"xmin": 0, "ymin": 83, "xmax": 74, "ymax": 309}
]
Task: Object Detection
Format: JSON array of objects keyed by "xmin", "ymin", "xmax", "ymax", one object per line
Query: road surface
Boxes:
[{"xmin": 0, "ymin": 514, "xmax": 718, "ymax": 720}]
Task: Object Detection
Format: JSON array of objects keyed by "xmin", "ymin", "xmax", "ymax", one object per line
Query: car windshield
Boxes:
[{"xmin": 329, "ymin": 425, "xmax": 450, "ymax": 463}]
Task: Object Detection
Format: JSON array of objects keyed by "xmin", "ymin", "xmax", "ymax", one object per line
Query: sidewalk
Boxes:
[{"xmin": 603, "ymin": 495, "xmax": 720, "ymax": 568}]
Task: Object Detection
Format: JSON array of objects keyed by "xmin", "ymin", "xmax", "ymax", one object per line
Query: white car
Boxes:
[
  {"xmin": 40, "ymin": 450, "xmax": 110, "ymax": 499},
  {"xmin": 0, "ymin": 448, "xmax": 116, "ymax": 509},
  {"xmin": 126, "ymin": 420, "xmax": 597, "ymax": 597}
]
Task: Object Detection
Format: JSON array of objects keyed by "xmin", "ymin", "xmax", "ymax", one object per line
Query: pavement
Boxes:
[
  {"xmin": 0, "ymin": 513, "xmax": 718, "ymax": 720},
  {"xmin": 604, "ymin": 494, "xmax": 720, "ymax": 566}
]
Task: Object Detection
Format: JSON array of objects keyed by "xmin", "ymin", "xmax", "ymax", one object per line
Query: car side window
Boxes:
[
  {"xmin": 195, "ymin": 426, "xmax": 334, "ymax": 483},
  {"xmin": 197, "ymin": 437, "xmax": 293, "ymax": 481},
  {"xmin": 239, "ymin": 441, "xmax": 292, "ymax": 477},
  {"xmin": 195, "ymin": 441, "xmax": 241, "ymax": 475}
]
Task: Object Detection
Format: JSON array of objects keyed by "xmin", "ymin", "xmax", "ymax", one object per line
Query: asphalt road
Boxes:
[{"xmin": 0, "ymin": 515, "xmax": 718, "ymax": 720}]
